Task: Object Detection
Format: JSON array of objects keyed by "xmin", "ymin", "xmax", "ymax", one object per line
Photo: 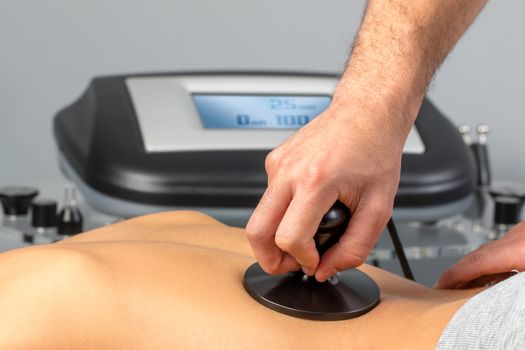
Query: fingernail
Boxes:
[
  {"xmin": 315, "ymin": 271, "xmax": 337, "ymax": 282},
  {"xmin": 302, "ymin": 267, "xmax": 314, "ymax": 276},
  {"xmin": 316, "ymin": 274, "xmax": 328, "ymax": 283},
  {"xmin": 315, "ymin": 271, "xmax": 329, "ymax": 283}
]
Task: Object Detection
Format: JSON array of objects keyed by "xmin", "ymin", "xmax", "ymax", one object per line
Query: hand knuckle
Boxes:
[
  {"xmin": 467, "ymin": 250, "xmax": 487, "ymax": 267},
  {"xmin": 301, "ymin": 164, "xmax": 326, "ymax": 188},
  {"xmin": 279, "ymin": 153, "xmax": 295, "ymax": 168},
  {"xmin": 369, "ymin": 200, "xmax": 392, "ymax": 218},
  {"xmin": 245, "ymin": 224, "xmax": 266, "ymax": 243},
  {"xmin": 261, "ymin": 260, "xmax": 282, "ymax": 275},
  {"xmin": 265, "ymin": 151, "xmax": 280, "ymax": 172},
  {"xmin": 340, "ymin": 247, "xmax": 368, "ymax": 267},
  {"xmin": 275, "ymin": 234, "xmax": 299, "ymax": 253}
]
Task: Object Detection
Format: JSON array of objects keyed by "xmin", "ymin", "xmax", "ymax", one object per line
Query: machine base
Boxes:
[{"xmin": 243, "ymin": 263, "xmax": 380, "ymax": 321}]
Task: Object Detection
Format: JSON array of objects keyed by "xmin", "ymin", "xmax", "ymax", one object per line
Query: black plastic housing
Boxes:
[{"xmin": 53, "ymin": 72, "xmax": 475, "ymax": 209}]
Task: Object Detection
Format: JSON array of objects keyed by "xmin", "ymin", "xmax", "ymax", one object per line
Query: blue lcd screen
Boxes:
[{"xmin": 193, "ymin": 95, "xmax": 331, "ymax": 129}]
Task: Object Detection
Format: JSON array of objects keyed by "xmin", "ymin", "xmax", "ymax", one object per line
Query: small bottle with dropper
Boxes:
[{"xmin": 57, "ymin": 185, "xmax": 83, "ymax": 237}]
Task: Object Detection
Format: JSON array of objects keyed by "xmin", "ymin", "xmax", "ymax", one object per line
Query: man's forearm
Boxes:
[{"xmin": 333, "ymin": 0, "xmax": 487, "ymax": 134}]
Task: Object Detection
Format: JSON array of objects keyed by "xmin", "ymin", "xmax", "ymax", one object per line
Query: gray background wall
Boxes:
[{"xmin": 1, "ymin": 0, "xmax": 523, "ymax": 187}]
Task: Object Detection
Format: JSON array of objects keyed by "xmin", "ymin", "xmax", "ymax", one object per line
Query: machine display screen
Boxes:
[{"xmin": 193, "ymin": 95, "xmax": 331, "ymax": 129}]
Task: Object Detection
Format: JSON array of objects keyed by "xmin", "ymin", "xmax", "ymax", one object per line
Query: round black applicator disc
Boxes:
[{"xmin": 243, "ymin": 263, "xmax": 380, "ymax": 321}]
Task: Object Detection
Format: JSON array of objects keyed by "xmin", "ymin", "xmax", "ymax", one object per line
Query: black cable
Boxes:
[{"xmin": 386, "ymin": 218, "xmax": 415, "ymax": 281}]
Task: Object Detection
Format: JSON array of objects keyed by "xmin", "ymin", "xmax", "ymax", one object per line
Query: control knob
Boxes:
[
  {"xmin": 0, "ymin": 186, "xmax": 39, "ymax": 216},
  {"xmin": 31, "ymin": 199, "xmax": 58, "ymax": 229}
]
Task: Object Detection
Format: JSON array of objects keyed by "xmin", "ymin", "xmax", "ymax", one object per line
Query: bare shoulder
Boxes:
[
  {"xmin": 0, "ymin": 244, "xmax": 119, "ymax": 349},
  {"xmin": 61, "ymin": 210, "xmax": 253, "ymax": 257}
]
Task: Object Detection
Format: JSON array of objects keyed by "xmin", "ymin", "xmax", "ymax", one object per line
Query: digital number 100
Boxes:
[{"xmin": 276, "ymin": 115, "xmax": 310, "ymax": 127}]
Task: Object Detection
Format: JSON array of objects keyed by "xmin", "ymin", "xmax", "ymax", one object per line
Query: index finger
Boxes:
[
  {"xmin": 435, "ymin": 243, "xmax": 520, "ymax": 289},
  {"xmin": 274, "ymin": 189, "xmax": 338, "ymax": 274},
  {"xmin": 245, "ymin": 184, "xmax": 299, "ymax": 274}
]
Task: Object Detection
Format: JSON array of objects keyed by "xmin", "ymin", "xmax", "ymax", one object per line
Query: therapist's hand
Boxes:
[
  {"xmin": 244, "ymin": 0, "xmax": 488, "ymax": 283},
  {"xmin": 245, "ymin": 101, "xmax": 407, "ymax": 282},
  {"xmin": 435, "ymin": 221, "xmax": 525, "ymax": 289}
]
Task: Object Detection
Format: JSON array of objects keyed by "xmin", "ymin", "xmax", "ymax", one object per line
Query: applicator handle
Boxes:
[
  {"xmin": 315, "ymin": 201, "xmax": 415, "ymax": 280},
  {"xmin": 314, "ymin": 201, "xmax": 351, "ymax": 256}
]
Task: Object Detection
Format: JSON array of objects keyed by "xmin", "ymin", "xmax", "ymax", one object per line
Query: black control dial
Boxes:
[
  {"xmin": 0, "ymin": 186, "xmax": 39, "ymax": 216},
  {"xmin": 493, "ymin": 196, "xmax": 523, "ymax": 226},
  {"xmin": 31, "ymin": 199, "xmax": 58, "ymax": 228}
]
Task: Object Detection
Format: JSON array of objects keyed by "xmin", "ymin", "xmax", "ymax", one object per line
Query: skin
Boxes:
[
  {"xmin": 0, "ymin": 211, "xmax": 486, "ymax": 349},
  {"xmin": 436, "ymin": 221, "xmax": 525, "ymax": 289},
  {"xmin": 246, "ymin": 0, "xmax": 488, "ymax": 282}
]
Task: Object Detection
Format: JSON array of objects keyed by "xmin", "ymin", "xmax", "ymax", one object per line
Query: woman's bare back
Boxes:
[{"xmin": 0, "ymin": 211, "xmax": 482, "ymax": 349}]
